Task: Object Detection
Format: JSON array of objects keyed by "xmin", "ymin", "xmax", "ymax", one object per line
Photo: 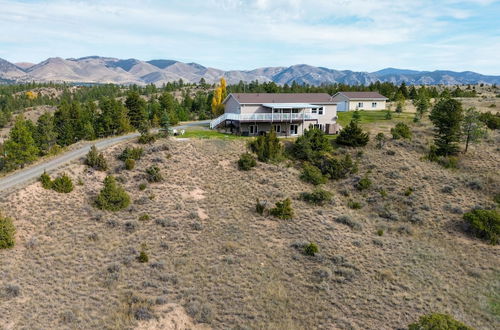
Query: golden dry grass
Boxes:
[{"xmin": 0, "ymin": 122, "xmax": 499, "ymax": 329}]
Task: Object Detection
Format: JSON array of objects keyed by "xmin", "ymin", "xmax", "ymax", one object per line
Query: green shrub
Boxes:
[
  {"xmin": 391, "ymin": 122, "xmax": 412, "ymax": 140},
  {"xmin": 118, "ymin": 147, "xmax": 144, "ymax": 161},
  {"xmin": 379, "ymin": 189, "xmax": 388, "ymax": 198},
  {"xmin": 124, "ymin": 158, "xmax": 135, "ymax": 170},
  {"xmin": 315, "ymin": 154, "xmax": 357, "ymax": 180},
  {"xmin": 408, "ymin": 313, "xmax": 473, "ymax": 330},
  {"xmin": 303, "ymin": 242, "xmax": 319, "ymax": 256},
  {"xmin": 377, "ymin": 229, "xmax": 384, "ymax": 236},
  {"xmin": 39, "ymin": 171, "xmax": 52, "ymax": 189},
  {"xmin": 494, "ymin": 193, "xmax": 500, "ymax": 205},
  {"xmin": 139, "ymin": 183, "xmax": 147, "ymax": 191},
  {"xmin": 347, "ymin": 200, "xmax": 362, "ymax": 209},
  {"xmin": 291, "ymin": 128, "xmax": 332, "ymax": 161},
  {"xmin": 300, "ymin": 189, "xmax": 332, "ymax": 205},
  {"xmin": 437, "ymin": 156, "xmax": 459, "ymax": 169},
  {"xmin": 51, "ymin": 174, "xmax": 74, "ymax": 193},
  {"xmin": 0, "ymin": 214, "xmax": 15, "ymax": 249},
  {"xmin": 137, "ymin": 250, "xmax": 149, "ymax": 263},
  {"xmin": 336, "ymin": 120, "xmax": 369, "ymax": 147},
  {"xmin": 248, "ymin": 129, "xmax": 283, "ymax": 162},
  {"xmin": 300, "ymin": 163, "xmax": 327, "ymax": 185},
  {"xmin": 478, "ymin": 111, "xmax": 500, "ymax": 130},
  {"xmin": 85, "ymin": 145, "xmax": 108, "ymax": 171},
  {"xmin": 463, "ymin": 209, "xmax": 499, "ymax": 244},
  {"xmin": 385, "ymin": 110, "xmax": 392, "ymax": 120},
  {"xmin": 146, "ymin": 166, "xmax": 163, "ymax": 182},
  {"xmin": 95, "ymin": 176, "xmax": 131, "ymax": 211},
  {"xmin": 356, "ymin": 175, "xmax": 372, "ymax": 191},
  {"xmin": 255, "ymin": 199, "xmax": 266, "ymax": 215},
  {"xmin": 238, "ymin": 153, "xmax": 256, "ymax": 171},
  {"xmin": 375, "ymin": 132, "xmax": 386, "ymax": 149},
  {"xmin": 139, "ymin": 214, "xmax": 150, "ymax": 221},
  {"xmin": 138, "ymin": 132, "xmax": 157, "ymax": 144},
  {"xmin": 404, "ymin": 187, "xmax": 414, "ymax": 196},
  {"xmin": 270, "ymin": 198, "xmax": 294, "ymax": 220}
]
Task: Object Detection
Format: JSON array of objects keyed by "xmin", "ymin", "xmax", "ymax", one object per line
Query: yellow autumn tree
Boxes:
[
  {"xmin": 25, "ymin": 91, "xmax": 37, "ymax": 100},
  {"xmin": 211, "ymin": 78, "xmax": 227, "ymax": 117}
]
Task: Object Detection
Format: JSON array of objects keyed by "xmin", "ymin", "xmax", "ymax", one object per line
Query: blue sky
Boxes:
[{"xmin": 0, "ymin": 0, "xmax": 499, "ymax": 74}]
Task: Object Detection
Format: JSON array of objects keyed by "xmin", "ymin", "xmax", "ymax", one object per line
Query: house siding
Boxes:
[
  {"xmin": 224, "ymin": 95, "xmax": 241, "ymax": 114},
  {"xmin": 332, "ymin": 93, "xmax": 386, "ymax": 111}
]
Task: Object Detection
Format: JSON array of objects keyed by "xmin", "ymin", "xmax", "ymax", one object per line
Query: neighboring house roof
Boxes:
[
  {"xmin": 226, "ymin": 93, "xmax": 334, "ymax": 104},
  {"xmin": 333, "ymin": 91, "xmax": 388, "ymax": 100}
]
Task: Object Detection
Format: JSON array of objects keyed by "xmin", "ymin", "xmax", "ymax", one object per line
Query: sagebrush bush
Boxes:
[
  {"xmin": 39, "ymin": 171, "xmax": 52, "ymax": 189},
  {"xmin": 146, "ymin": 165, "xmax": 163, "ymax": 182},
  {"xmin": 124, "ymin": 158, "xmax": 135, "ymax": 170},
  {"xmin": 95, "ymin": 176, "xmax": 131, "ymax": 211},
  {"xmin": 300, "ymin": 163, "xmax": 327, "ymax": 185},
  {"xmin": 238, "ymin": 153, "xmax": 256, "ymax": 171},
  {"xmin": 137, "ymin": 250, "xmax": 149, "ymax": 263},
  {"xmin": 51, "ymin": 174, "xmax": 74, "ymax": 193},
  {"xmin": 0, "ymin": 213, "xmax": 15, "ymax": 249},
  {"xmin": 303, "ymin": 242, "xmax": 319, "ymax": 256},
  {"xmin": 408, "ymin": 313, "xmax": 473, "ymax": 330},
  {"xmin": 463, "ymin": 208, "xmax": 499, "ymax": 244},
  {"xmin": 300, "ymin": 189, "xmax": 332, "ymax": 205},
  {"xmin": 270, "ymin": 198, "xmax": 294, "ymax": 220},
  {"xmin": 85, "ymin": 145, "xmax": 108, "ymax": 171},
  {"xmin": 347, "ymin": 200, "xmax": 362, "ymax": 210},
  {"xmin": 118, "ymin": 147, "xmax": 144, "ymax": 161},
  {"xmin": 335, "ymin": 215, "xmax": 362, "ymax": 230},
  {"xmin": 315, "ymin": 154, "xmax": 357, "ymax": 180},
  {"xmin": 255, "ymin": 199, "xmax": 266, "ymax": 215},
  {"xmin": 391, "ymin": 122, "xmax": 412, "ymax": 140},
  {"xmin": 138, "ymin": 132, "xmax": 157, "ymax": 144},
  {"xmin": 356, "ymin": 175, "xmax": 372, "ymax": 191},
  {"xmin": 248, "ymin": 129, "xmax": 283, "ymax": 162},
  {"xmin": 139, "ymin": 183, "xmax": 147, "ymax": 191}
]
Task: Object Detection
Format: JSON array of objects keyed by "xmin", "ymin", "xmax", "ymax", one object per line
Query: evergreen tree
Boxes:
[
  {"xmin": 34, "ymin": 113, "xmax": 57, "ymax": 155},
  {"xmin": 3, "ymin": 115, "xmax": 39, "ymax": 169},
  {"xmin": 125, "ymin": 91, "xmax": 148, "ymax": 129},
  {"xmin": 291, "ymin": 128, "xmax": 332, "ymax": 161},
  {"xmin": 159, "ymin": 110, "xmax": 170, "ymax": 136},
  {"xmin": 95, "ymin": 176, "xmax": 130, "ymax": 211},
  {"xmin": 409, "ymin": 86, "xmax": 418, "ymax": 100},
  {"xmin": 248, "ymin": 129, "xmax": 283, "ymax": 162},
  {"xmin": 462, "ymin": 107, "xmax": 486, "ymax": 153},
  {"xmin": 336, "ymin": 120, "xmax": 369, "ymax": 147},
  {"xmin": 429, "ymin": 97, "xmax": 464, "ymax": 156}
]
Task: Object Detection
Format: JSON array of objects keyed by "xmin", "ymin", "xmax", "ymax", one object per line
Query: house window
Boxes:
[
  {"xmin": 318, "ymin": 107, "xmax": 324, "ymax": 115},
  {"xmin": 358, "ymin": 102, "xmax": 363, "ymax": 108},
  {"xmin": 290, "ymin": 124, "xmax": 299, "ymax": 135},
  {"xmin": 273, "ymin": 124, "xmax": 281, "ymax": 133},
  {"xmin": 372, "ymin": 102, "xmax": 377, "ymax": 108},
  {"xmin": 313, "ymin": 124, "xmax": 324, "ymax": 131},
  {"xmin": 311, "ymin": 108, "xmax": 317, "ymax": 114},
  {"xmin": 249, "ymin": 125, "xmax": 257, "ymax": 135}
]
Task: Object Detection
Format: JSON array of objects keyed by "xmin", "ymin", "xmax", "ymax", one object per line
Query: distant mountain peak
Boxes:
[{"xmin": 0, "ymin": 56, "xmax": 499, "ymax": 86}]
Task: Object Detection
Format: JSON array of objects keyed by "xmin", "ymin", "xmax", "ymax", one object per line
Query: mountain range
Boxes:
[{"xmin": 1, "ymin": 56, "xmax": 499, "ymax": 86}]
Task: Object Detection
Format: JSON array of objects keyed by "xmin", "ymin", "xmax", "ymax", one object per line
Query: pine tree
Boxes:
[
  {"xmin": 95, "ymin": 176, "xmax": 131, "ymax": 211},
  {"xmin": 34, "ymin": 113, "xmax": 57, "ymax": 155},
  {"xmin": 125, "ymin": 91, "xmax": 148, "ymax": 130},
  {"xmin": 429, "ymin": 97, "xmax": 464, "ymax": 156},
  {"xmin": 4, "ymin": 115, "xmax": 39, "ymax": 169},
  {"xmin": 462, "ymin": 107, "xmax": 486, "ymax": 153},
  {"xmin": 336, "ymin": 120, "xmax": 369, "ymax": 147}
]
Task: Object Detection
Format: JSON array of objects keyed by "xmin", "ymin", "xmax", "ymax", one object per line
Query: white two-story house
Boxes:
[{"xmin": 210, "ymin": 93, "xmax": 340, "ymax": 136}]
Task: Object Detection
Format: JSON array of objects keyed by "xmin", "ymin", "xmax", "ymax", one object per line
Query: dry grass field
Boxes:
[{"xmin": 0, "ymin": 119, "xmax": 499, "ymax": 329}]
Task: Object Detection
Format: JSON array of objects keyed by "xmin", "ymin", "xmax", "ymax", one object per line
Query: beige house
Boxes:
[
  {"xmin": 332, "ymin": 91, "xmax": 388, "ymax": 111},
  {"xmin": 210, "ymin": 93, "xmax": 340, "ymax": 136}
]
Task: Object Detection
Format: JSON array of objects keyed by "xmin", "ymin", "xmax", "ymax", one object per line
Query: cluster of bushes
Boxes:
[
  {"xmin": 118, "ymin": 146, "xmax": 144, "ymax": 161},
  {"xmin": 408, "ymin": 313, "xmax": 473, "ymax": 330},
  {"xmin": 335, "ymin": 121, "xmax": 369, "ymax": 147},
  {"xmin": 478, "ymin": 111, "xmax": 500, "ymax": 130},
  {"xmin": 300, "ymin": 189, "xmax": 332, "ymax": 205},
  {"xmin": 463, "ymin": 208, "xmax": 499, "ymax": 245},
  {"xmin": 0, "ymin": 213, "xmax": 15, "ymax": 249},
  {"xmin": 85, "ymin": 145, "xmax": 108, "ymax": 171},
  {"xmin": 39, "ymin": 172, "xmax": 74, "ymax": 193},
  {"xmin": 95, "ymin": 176, "xmax": 131, "ymax": 211},
  {"xmin": 300, "ymin": 163, "xmax": 327, "ymax": 185},
  {"xmin": 248, "ymin": 129, "xmax": 283, "ymax": 162},
  {"xmin": 256, "ymin": 198, "xmax": 294, "ymax": 220},
  {"xmin": 355, "ymin": 175, "xmax": 372, "ymax": 191},
  {"xmin": 291, "ymin": 128, "xmax": 332, "ymax": 162},
  {"xmin": 391, "ymin": 122, "xmax": 412, "ymax": 140},
  {"xmin": 146, "ymin": 166, "xmax": 163, "ymax": 182}
]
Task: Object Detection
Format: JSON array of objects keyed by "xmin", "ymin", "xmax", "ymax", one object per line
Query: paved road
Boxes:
[{"xmin": 0, "ymin": 120, "xmax": 210, "ymax": 193}]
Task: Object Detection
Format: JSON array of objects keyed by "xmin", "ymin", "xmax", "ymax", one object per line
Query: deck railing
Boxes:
[{"xmin": 210, "ymin": 112, "xmax": 318, "ymax": 129}]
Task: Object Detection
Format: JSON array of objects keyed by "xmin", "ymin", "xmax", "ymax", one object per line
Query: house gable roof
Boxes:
[
  {"xmin": 334, "ymin": 91, "xmax": 388, "ymax": 100},
  {"xmin": 226, "ymin": 93, "xmax": 334, "ymax": 104}
]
